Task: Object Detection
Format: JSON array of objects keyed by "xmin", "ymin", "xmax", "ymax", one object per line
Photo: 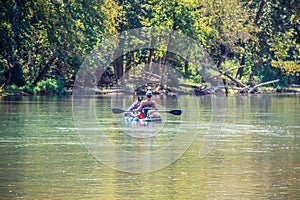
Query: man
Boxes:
[
  {"xmin": 134, "ymin": 91, "xmax": 160, "ymax": 118},
  {"xmin": 127, "ymin": 96, "xmax": 143, "ymax": 112},
  {"xmin": 125, "ymin": 96, "xmax": 142, "ymax": 117}
]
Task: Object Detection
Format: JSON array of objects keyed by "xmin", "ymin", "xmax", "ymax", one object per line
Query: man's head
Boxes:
[
  {"xmin": 146, "ymin": 91, "xmax": 152, "ymax": 98},
  {"xmin": 137, "ymin": 96, "xmax": 143, "ymax": 102}
]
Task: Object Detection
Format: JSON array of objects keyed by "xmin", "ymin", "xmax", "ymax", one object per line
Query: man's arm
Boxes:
[
  {"xmin": 134, "ymin": 102, "xmax": 143, "ymax": 112},
  {"xmin": 152, "ymin": 101, "xmax": 156, "ymax": 108}
]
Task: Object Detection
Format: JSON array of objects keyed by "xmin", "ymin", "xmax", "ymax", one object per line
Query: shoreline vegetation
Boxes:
[
  {"xmin": 1, "ymin": 81, "xmax": 299, "ymax": 97},
  {"xmin": 1, "ymin": 1, "xmax": 299, "ymax": 97}
]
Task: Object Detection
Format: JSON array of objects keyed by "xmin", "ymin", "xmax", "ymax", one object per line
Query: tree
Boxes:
[
  {"xmin": 0, "ymin": 0, "xmax": 121, "ymax": 91},
  {"xmin": 0, "ymin": 0, "xmax": 28, "ymax": 88},
  {"xmin": 243, "ymin": 0, "xmax": 300, "ymax": 85}
]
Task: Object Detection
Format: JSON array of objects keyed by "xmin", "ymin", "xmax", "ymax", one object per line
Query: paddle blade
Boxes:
[
  {"xmin": 112, "ymin": 108, "xmax": 126, "ymax": 114},
  {"xmin": 168, "ymin": 110, "xmax": 182, "ymax": 115}
]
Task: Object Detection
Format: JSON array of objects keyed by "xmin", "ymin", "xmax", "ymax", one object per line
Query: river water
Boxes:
[{"xmin": 0, "ymin": 94, "xmax": 299, "ymax": 199}]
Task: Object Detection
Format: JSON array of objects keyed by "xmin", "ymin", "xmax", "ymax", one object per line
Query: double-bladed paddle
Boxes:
[{"xmin": 112, "ymin": 108, "xmax": 182, "ymax": 115}]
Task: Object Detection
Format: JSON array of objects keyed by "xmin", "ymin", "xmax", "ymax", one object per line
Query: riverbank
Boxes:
[{"xmin": 1, "ymin": 85, "xmax": 300, "ymax": 97}]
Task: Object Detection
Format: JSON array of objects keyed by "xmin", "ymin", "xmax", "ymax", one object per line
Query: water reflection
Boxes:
[{"xmin": 0, "ymin": 95, "xmax": 299, "ymax": 199}]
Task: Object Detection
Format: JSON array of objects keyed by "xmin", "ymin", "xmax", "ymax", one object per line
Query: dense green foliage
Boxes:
[{"xmin": 0, "ymin": 0, "xmax": 299, "ymax": 94}]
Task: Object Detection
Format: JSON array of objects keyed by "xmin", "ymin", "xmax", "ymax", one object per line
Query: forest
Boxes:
[{"xmin": 0, "ymin": 0, "xmax": 299, "ymax": 95}]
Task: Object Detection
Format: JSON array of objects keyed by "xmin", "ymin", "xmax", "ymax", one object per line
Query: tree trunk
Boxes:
[
  {"xmin": 249, "ymin": 61, "xmax": 261, "ymax": 83},
  {"xmin": 249, "ymin": 0, "xmax": 266, "ymax": 84},
  {"xmin": 113, "ymin": 35, "xmax": 125, "ymax": 85},
  {"xmin": 254, "ymin": 0, "xmax": 266, "ymax": 25},
  {"xmin": 160, "ymin": 30, "xmax": 174, "ymax": 87},
  {"xmin": 113, "ymin": 52, "xmax": 124, "ymax": 82},
  {"xmin": 1, "ymin": 67, "xmax": 11, "ymax": 89},
  {"xmin": 146, "ymin": 35, "xmax": 156, "ymax": 72},
  {"xmin": 236, "ymin": 54, "xmax": 245, "ymax": 79},
  {"xmin": 217, "ymin": 44, "xmax": 230, "ymax": 95},
  {"xmin": 0, "ymin": 56, "xmax": 12, "ymax": 89},
  {"xmin": 33, "ymin": 53, "xmax": 57, "ymax": 85},
  {"xmin": 201, "ymin": 63, "xmax": 206, "ymax": 83},
  {"xmin": 8, "ymin": 0, "xmax": 25, "ymax": 86},
  {"xmin": 124, "ymin": 52, "xmax": 133, "ymax": 80},
  {"xmin": 114, "ymin": 0, "xmax": 126, "ymax": 85}
]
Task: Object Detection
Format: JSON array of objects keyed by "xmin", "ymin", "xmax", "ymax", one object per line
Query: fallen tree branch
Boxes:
[
  {"xmin": 248, "ymin": 79, "xmax": 279, "ymax": 93},
  {"xmin": 210, "ymin": 65, "xmax": 245, "ymax": 79},
  {"xmin": 179, "ymin": 83, "xmax": 201, "ymax": 89},
  {"xmin": 211, "ymin": 86, "xmax": 247, "ymax": 91},
  {"xmin": 202, "ymin": 63, "xmax": 247, "ymax": 88}
]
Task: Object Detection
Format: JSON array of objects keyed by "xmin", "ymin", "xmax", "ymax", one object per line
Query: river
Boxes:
[{"xmin": 0, "ymin": 94, "xmax": 299, "ymax": 199}]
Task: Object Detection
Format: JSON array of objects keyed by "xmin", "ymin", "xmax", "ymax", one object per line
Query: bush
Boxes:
[
  {"xmin": 2, "ymin": 79, "xmax": 66, "ymax": 95},
  {"xmin": 20, "ymin": 85, "xmax": 35, "ymax": 94},
  {"xmin": 5, "ymin": 84, "xmax": 20, "ymax": 92},
  {"xmin": 2, "ymin": 84, "xmax": 32, "ymax": 95},
  {"xmin": 34, "ymin": 78, "xmax": 64, "ymax": 95}
]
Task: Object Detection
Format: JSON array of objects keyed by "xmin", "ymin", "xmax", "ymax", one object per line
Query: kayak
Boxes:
[
  {"xmin": 124, "ymin": 116, "xmax": 162, "ymax": 126},
  {"xmin": 123, "ymin": 116, "xmax": 162, "ymax": 138},
  {"xmin": 125, "ymin": 116, "xmax": 162, "ymax": 122}
]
